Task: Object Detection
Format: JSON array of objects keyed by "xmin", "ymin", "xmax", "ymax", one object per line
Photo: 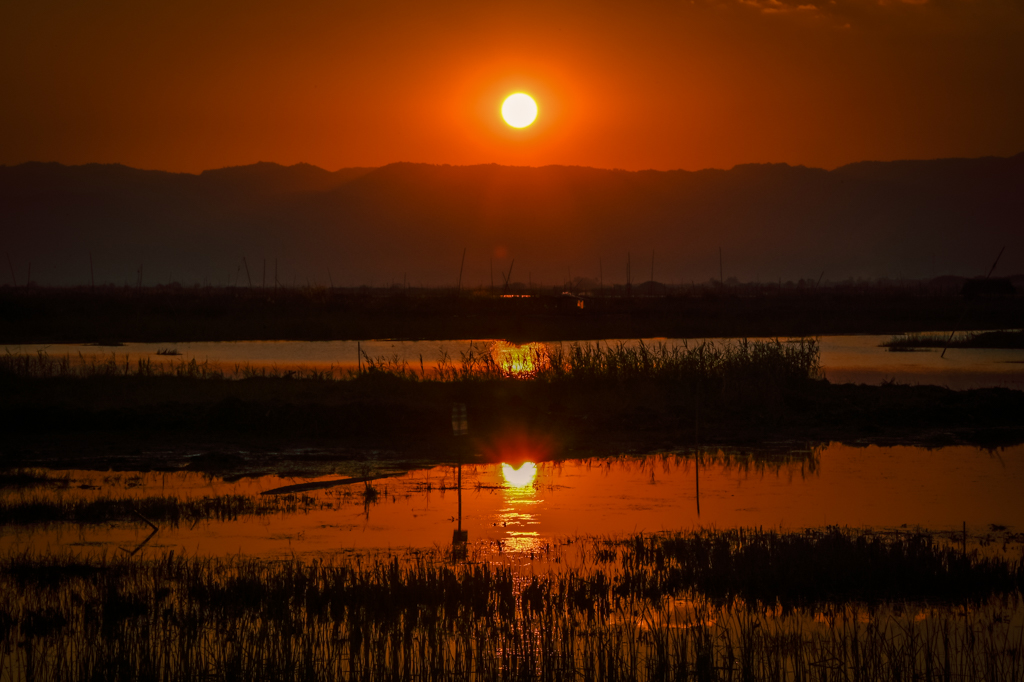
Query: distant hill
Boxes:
[{"xmin": 1, "ymin": 155, "xmax": 1022, "ymax": 288}]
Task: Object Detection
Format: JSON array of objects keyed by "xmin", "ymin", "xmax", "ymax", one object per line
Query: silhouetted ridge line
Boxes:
[{"xmin": 1, "ymin": 154, "xmax": 1021, "ymax": 287}]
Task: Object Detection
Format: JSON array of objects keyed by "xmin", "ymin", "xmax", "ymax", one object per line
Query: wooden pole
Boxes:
[
  {"xmin": 696, "ymin": 451, "xmax": 700, "ymax": 517},
  {"xmin": 502, "ymin": 259, "xmax": 515, "ymax": 295},
  {"xmin": 457, "ymin": 247, "xmax": 466, "ymax": 294},
  {"xmin": 941, "ymin": 245, "xmax": 1005, "ymax": 359},
  {"xmin": 695, "ymin": 381, "xmax": 701, "ymax": 517},
  {"xmin": 89, "ymin": 252, "xmax": 95, "ymax": 291},
  {"xmin": 627, "ymin": 252, "xmax": 631, "ymax": 299},
  {"xmin": 243, "ymin": 257, "xmax": 252, "ymax": 290}
]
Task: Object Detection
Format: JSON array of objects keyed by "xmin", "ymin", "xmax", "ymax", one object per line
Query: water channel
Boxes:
[{"xmin": 3, "ymin": 443, "xmax": 1020, "ymax": 559}]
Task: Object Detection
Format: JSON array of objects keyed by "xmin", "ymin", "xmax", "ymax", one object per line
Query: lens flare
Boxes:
[
  {"xmin": 501, "ymin": 462, "xmax": 537, "ymax": 488},
  {"xmin": 501, "ymin": 93, "xmax": 538, "ymax": 128}
]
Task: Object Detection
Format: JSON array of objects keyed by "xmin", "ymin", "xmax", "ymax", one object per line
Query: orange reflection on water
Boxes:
[
  {"xmin": 491, "ymin": 341, "xmax": 547, "ymax": 378},
  {"xmin": 5, "ymin": 443, "xmax": 1023, "ymax": 559}
]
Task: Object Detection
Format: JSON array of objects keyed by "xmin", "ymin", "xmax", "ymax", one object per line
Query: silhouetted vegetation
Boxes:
[
  {"xmin": 2, "ymin": 528, "xmax": 1022, "ymax": 681},
  {"xmin": 2, "ymin": 338, "xmax": 1023, "ymax": 468},
  {"xmin": 0, "ymin": 469, "xmax": 70, "ymax": 490},
  {"xmin": 3, "ymin": 284, "xmax": 1023, "ymax": 344}
]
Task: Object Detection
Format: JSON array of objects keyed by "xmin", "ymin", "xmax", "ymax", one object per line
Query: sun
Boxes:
[{"xmin": 501, "ymin": 93, "xmax": 537, "ymax": 128}]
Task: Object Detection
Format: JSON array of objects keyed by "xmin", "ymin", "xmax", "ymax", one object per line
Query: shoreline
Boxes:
[{"xmin": 4, "ymin": 375, "xmax": 1023, "ymax": 475}]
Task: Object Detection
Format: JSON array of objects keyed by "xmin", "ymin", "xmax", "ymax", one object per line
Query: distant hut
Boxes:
[{"xmin": 557, "ymin": 293, "xmax": 585, "ymax": 313}]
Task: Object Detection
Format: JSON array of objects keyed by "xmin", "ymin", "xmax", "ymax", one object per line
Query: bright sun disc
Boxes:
[{"xmin": 501, "ymin": 93, "xmax": 537, "ymax": 128}]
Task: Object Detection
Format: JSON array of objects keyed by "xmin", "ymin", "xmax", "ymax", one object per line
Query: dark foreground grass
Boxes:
[{"xmin": 2, "ymin": 528, "xmax": 1023, "ymax": 681}]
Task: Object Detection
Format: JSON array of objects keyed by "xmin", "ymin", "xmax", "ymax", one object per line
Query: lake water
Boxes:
[
  {"xmin": 3, "ymin": 443, "xmax": 1021, "ymax": 559},
  {"xmin": 8, "ymin": 333, "xmax": 1024, "ymax": 388}
]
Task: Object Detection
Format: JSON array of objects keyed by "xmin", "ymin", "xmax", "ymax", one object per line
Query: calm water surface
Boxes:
[
  {"xmin": 3, "ymin": 443, "xmax": 1020, "ymax": 559},
  {"xmin": 10, "ymin": 335, "xmax": 1023, "ymax": 388}
]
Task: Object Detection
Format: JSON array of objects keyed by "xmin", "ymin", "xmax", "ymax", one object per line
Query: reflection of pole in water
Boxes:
[
  {"xmin": 695, "ymin": 379, "xmax": 701, "ymax": 517},
  {"xmin": 452, "ymin": 403, "xmax": 469, "ymax": 545},
  {"xmin": 695, "ymin": 450, "xmax": 700, "ymax": 517}
]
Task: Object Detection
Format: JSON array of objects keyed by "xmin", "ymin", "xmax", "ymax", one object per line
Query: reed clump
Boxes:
[
  {"xmin": 366, "ymin": 338, "xmax": 821, "ymax": 389},
  {"xmin": 1, "ymin": 527, "xmax": 1022, "ymax": 681}
]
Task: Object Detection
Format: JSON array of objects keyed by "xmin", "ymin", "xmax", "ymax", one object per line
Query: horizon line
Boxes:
[{"xmin": 4, "ymin": 151, "xmax": 1023, "ymax": 177}]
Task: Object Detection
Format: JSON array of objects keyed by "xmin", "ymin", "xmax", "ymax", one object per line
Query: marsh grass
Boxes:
[
  {"xmin": 2, "ymin": 339, "xmax": 820, "ymax": 390},
  {"xmin": 0, "ymin": 349, "xmax": 227, "ymax": 379},
  {"xmin": 0, "ymin": 493, "xmax": 329, "ymax": 527},
  {"xmin": 607, "ymin": 527, "xmax": 1024, "ymax": 607},
  {"xmin": 0, "ymin": 469, "xmax": 71, "ymax": 490},
  {"xmin": 1, "ymin": 528, "xmax": 1022, "ymax": 681}
]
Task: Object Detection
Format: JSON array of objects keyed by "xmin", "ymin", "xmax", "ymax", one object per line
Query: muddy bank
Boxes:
[{"xmin": 3, "ymin": 373, "xmax": 1022, "ymax": 473}]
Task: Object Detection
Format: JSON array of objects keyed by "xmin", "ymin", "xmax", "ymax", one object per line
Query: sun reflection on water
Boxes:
[
  {"xmin": 501, "ymin": 462, "xmax": 537, "ymax": 488},
  {"xmin": 497, "ymin": 462, "xmax": 543, "ymax": 552}
]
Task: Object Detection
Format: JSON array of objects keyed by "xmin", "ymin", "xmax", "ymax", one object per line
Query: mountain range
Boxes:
[{"xmin": 1, "ymin": 154, "xmax": 1022, "ymax": 288}]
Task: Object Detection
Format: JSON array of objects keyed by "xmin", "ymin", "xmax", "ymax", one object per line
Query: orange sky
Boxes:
[{"xmin": 2, "ymin": 0, "xmax": 1022, "ymax": 173}]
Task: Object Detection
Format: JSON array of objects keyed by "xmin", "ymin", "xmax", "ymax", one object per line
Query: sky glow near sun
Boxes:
[{"xmin": 0, "ymin": 1, "xmax": 1021, "ymax": 171}]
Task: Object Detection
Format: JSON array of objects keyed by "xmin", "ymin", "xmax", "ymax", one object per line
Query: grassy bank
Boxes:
[{"xmin": 2, "ymin": 528, "xmax": 1022, "ymax": 681}]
